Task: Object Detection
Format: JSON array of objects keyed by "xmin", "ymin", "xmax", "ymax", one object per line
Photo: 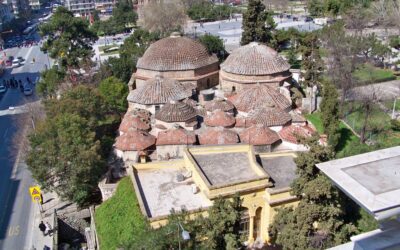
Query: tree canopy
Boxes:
[
  {"xmin": 241, "ymin": 0, "xmax": 275, "ymax": 46},
  {"xmin": 40, "ymin": 7, "xmax": 98, "ymax": 69},
  {"xmin": 320, "ymin": 80, "xmax": 340, "ymax": 149},
  {"xmin": 36, "ymin": 67, "xmax": 66, "ymax": 99},
  {"xmin": 198, "ymin": 34, "xmax": 226, "ymax": 60},
  {"xmin": 27, "ymin": 86, "xmax": 119, "ymax": 206},
  {"xmin": 98, "ymin": 76, "xmax": 129, "ymax": 115}
]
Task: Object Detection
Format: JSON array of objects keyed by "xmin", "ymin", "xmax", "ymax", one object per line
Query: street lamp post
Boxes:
[{"xmin": 177, "ymin": 222, "xmax": 190, "ymax": 250}]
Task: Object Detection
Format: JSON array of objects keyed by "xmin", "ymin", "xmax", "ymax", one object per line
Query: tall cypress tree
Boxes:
[
  {"xmin": 241, "ymin": 0, "xmax": 275, "ymax": 45},
  {"xmin": 320, "ymin": 80, "xmax": 340, "ymax": 149},
  {"xmin": 301, "ymin": 33, "xmax": 324, "ymax": 88}
]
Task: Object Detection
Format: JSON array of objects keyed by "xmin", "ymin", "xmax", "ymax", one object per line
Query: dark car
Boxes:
[{"xmin": 305, "ymin": 16, "xmax": 313, "ymax": 22}]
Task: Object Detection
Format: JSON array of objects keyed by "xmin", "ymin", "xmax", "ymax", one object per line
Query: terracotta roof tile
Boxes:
[
  {"xmin": 231, "ymin": 84, "xmax": 292, "ymax": 113},
  {"xmin": 204, "ymin": 98, "xmax": 235, "ymax": 112},
  {"xmin": 119, "ymin": 111, "xmax": 151, "ymax": 132},
  {"xmin": 155, "ymin": 100, "xmax": 197, "ymax": 122},
  {"xmin": 221, "ymin": 42, "xmax": 290, "ymax": 75},
  {"xmin": 289, "ymin": 111, "xmax": 306, "ymax": 123},
  {"xmin": 114, "ymin": 129, "xmax": 156, "ymax": 151},
  {"xmin": 156, "ymin": 128, "xmax": 196, "ymax": 145},
  {"xmin": 137, "ymin": 34, "xmax": 219, "ymax": 71},
  {"xmin": 127, "ymin": 76, "xmax": 192, "ymax": 105},
  {"xmin": 278, "ymin": 125, "xmax": 316, "ymax": 144},
  {"xmin": 248, "ymin": 107, "xmax": 292, "ymax": 127},
  {"xmin": 204, "ymin": 110, "xmax": 236, "ymax": 127},
  {"xmin": 235, "ymin": 116, "xmax": 253, "ymax": 128},
  {"xmin": 239, "ymin": 125, "xmax": 281, "ymax": 145},
  {"xmin": 198, "ymin": 127, "xmax": 239, "ymax": 145}
]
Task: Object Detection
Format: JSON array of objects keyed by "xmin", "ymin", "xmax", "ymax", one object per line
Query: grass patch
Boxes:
[
  {"xmin": 95, "ymin": 177, "xmax": 149, "ymax": 249},
  {"xmin": 305, "ymin": 113, "xmax": 323, "ymax": 134},
  {"xmin": 353, "ymin": 64, "xmax": 396, "ymax": 84},
  {"xmin": 382, "ymin": 99, "xmax": 400, "ymax": 112},
  {"xmin": 99, "ymin": 44, "xmax": 120, "ymax": 55}
]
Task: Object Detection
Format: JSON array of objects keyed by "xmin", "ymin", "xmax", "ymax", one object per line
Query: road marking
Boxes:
[{"xmin": 8, "ymin": 225, "xmax": 20, "ymax": 237}]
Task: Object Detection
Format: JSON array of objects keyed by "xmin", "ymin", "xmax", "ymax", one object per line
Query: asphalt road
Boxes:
[{"xmin": 0, "ymin": 42, "xmax": 47, "ymax": 250}]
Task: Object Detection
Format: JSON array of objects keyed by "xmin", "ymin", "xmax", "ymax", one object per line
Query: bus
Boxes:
[{"xmin": 23, "ymin": 24, "xmax": 38, "ymax": 35}]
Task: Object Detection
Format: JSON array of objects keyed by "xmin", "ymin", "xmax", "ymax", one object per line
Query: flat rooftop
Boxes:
[
  {"xmin": 191, "ymin": 152, "xmax": 260, "ymax": 186},
  {"xmin": 134, "ymin": 166, "xmax": 212, "ymax": 219},
  {"xmin": 317, "ymin": 146, "xmax": 400, "ymax": 220},
  {"xmin": 259, "ymin": 154, "xmax": 297, "ymax": 189}
]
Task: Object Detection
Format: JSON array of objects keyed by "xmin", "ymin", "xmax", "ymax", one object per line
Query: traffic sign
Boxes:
[{"xmin": 29, "ymin": 186, "xmax": 42, "ymax": 203}]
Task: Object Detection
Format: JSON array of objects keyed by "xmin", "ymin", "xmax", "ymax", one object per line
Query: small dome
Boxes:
[
  {"xmin": 156, "ymin": 128, "xmax": 196, "ymax": 145},
  {"xmin": 221, "ymin": 42, "xmax": 290, "ymax": 75},
  {"xmin": 114, "ymin": 129, "xmax": 156, "ymax": 151},
  {"xmin": 127, "ymin": 76, "xmax": 192, "ymax": 105},
  {"xmin": 155, "ymin": 100, "xmax": 197, "ymax": 122},
  {"xmin": 278, "ymin": 125, "xmax": 315, "ymax": 144},
  {"xmin": 231, "ymin": 85, "xmax": 291, "ymax": 113},
  {"xmin": 119, "ymin": 111, "xmax": 151, "ymax": 132},
  {"xmin": 137, "ymin": 35, "xmax": 219, "ymax": 71},
  {"xmin": 204, "ymin": 110, "xmax": 236, "ymax": 127},
  {"xmin": 204, "ymin": 98, "xmax": 235, "ymax": 113},
  {"xmin": 248, "ymin": 107, "xmax": 292, "ymax": 127},
  {"xmin": 239, "ymin": 125, "xmax": 281, "ymax": 145},
  {"xmin": 198, "ymin": 127, "xmax": 239, "ymax": 145}
]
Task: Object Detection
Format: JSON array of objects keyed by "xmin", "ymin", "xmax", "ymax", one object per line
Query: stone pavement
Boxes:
[{"xmin": 29, "ymin": 191, "xmax": 79, "ymax": 250}]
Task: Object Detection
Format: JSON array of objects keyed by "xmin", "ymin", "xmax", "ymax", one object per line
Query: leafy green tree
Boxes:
[
  {"xmin": 320, "ymin": 80, "xmax": 340, "ymax": 149},
  {"xmin": 40, "ymin": 7, "xmax": 98, "ymax": 70},
  {"xmin": 198, "ymin": 34, "xmax": 226, "ymax": 60},
  {"xmin": 27, "ymin": 112, "xmax": 106, "ymax": 206},
  {"xmin": 104, "ymin": 57, "xmax": 135, "ymax": 84},
  {"xmin": 270, "ymin": 137, "xmax": 356, "ymax": 250},
  {"xmin": 36, "ymin": 67, "xmax": 65, "ymax": 99},
  {"xmin": 241, "ymin": 0, "xmax": 275, "ymax": 46},
  {"xmin": 389, "ymin": 36, "xmax": 400, "ymax": 49},
  {"xmin": 27, "ymin": 86, "xmax": 119, "ymax": 206},
  {"xmin": 301, "ymin": 33, "xmax": 324, "ymax": 88},
  {"xmin": 98, "ymin": 77, "xmax": 128, "ymax": 115},
  {"xmin": 287, "ymin": 46, "xmax": 298, "ymax": 68},
  {"xmin": 308, "ymin": 0, "xmax": 324, "ymax": 16},
  {"xmin": 201, "ymin": 195, "xmax": 244, "ymax": 249}
]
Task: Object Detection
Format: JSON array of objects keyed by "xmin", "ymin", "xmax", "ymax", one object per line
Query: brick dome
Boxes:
[
  {"xmin": 248, "ymin": 107, "xmax": 292, "ymax": 127},
  {"xmin": 239, "ymin": 125, "xmax": 281, "ymax": 145},
  {"xmin": 155, "ymin": 100, "xmax": 197, "ymax": 122},
  {"xmin": 221, "ymin": 42, "xmax": 290, "ymax": 75},
  {"xmin": 119, "ymin": 111, "xmax": 151, "ymax": 132},
  {"xmin": 156, "ymin": 128, "xmax": 196, "ymax": 145},
  {"xmin": 114, "ymin": 129, "xmax": 156, "ymax": 151},
  {"xmin": 198, "ymin": 127, "xmax": 239, "ymax": 145},
  {"xmin": 204, "ymin": 110, "xmax": 236, "ymax": 127},
  {"xmin": 127, "ymin": 76, "xmax": 192, "ymax": 105},
  {"xmin": 204, "ymin": 98, "xmax": 235, "ymax": 113},
  {"xmin": 137, "ymin": 33, "xmax": 219, "ymax": 71},
  {"xmin": 278, "ymin": 125, "xmax": 315, "ymax": 144},
  {"xmin": 231, "ymin": 84, "xmax": 292, "ymax": 113}
]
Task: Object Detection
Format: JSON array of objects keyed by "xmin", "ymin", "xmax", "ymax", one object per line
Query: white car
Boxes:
[
  {"xmin": 0, "ymin": 85, "xmax": 6, "ymax": 93},
  {"xmin": 12, "ymin": 59, "xmax": 21, "ymax": 67},
  {"xmin": 24, "ymin": 87, "xmax": 33, "ymax": 96}
]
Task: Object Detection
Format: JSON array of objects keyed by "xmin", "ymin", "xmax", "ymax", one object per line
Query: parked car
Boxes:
[
  {"xmin": 0, "ymin": 85, "xmax": 6, "ymax": 93},
  {"xmin": 12, "ymin": 59, "xmax": 21, "ymax": 67},
  {"xmin": 23, "ymin": 86, "xmax": 33, "ymax": 96},
  {"xmin": 17, "ymin": 56, "xmax": 25, "ymax": 62}
]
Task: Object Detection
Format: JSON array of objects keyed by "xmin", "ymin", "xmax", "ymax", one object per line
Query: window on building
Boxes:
[{"xmin": 239, "ymin": 209, "xmax": 250, "ymax": 236}]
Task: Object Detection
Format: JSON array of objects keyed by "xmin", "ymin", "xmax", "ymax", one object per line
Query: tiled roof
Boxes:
[
  {"xmin": 278, "ymin": 125, "xmax": 315, "ymax": 144},
  {"xmin": 156, "ymin": 128, "xmax": 196, "ymax": 145},
  {"xmin": 239, "ymin": 125, "xmax": 281, "ymax": 145},
  {"xmin": 204, "ymin": 98, "xmax": 235, "ymax": 112},
  {"xmin": 235, "ymin": 116, "xmax": 253, "ymax": 128},
  {"xmin": 198, "ymin": 127, "xmax": 239, "ymax": 145},
  {"xmin": 289, "ymin": 111, "xmax": 306, "ymax": 123},
  {"xmin": 127, "ymin": 76, "xmax": 192, "ymax": 105},
  {"xmin": 204, "ymin": 110, "xmax": 236, "ymax": 127},
  {"xmin": 114, "ymin": 129, "xmax": 156, "ymax": 151},
  {"xmin": 221, "ymin": 42, "xmax": 290, "ymax": 75},
  {"xmin": 119, "ymin": 111, "xmax": 151, "ymax": 132},
  {"xmin": 231, "ymin": 84, "xmax": 292, "ymax": 113},
  {"xmin": 136, "ymin": 33, "xmax": 219, "ymax": 71},
  {"xmin": 155, "ymin": 100, "xmax": 197, "ymax": 122},
  {"xmin": 248, "ymin": 107, "xmax": 292, "ymax": 127}
]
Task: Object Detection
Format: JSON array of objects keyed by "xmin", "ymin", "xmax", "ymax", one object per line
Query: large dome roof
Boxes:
[
  {"xmin": 221, "ymin": 42, "xmax": 290, "ymax": 75},
  {"xmin": 230, "ymin": 84, "xmax": 292, "ymax": 113},
  {"xmin": 136, "ymin": 33, "xmax": 219, "ymax": 71},
  {"xmin": 127, "ymin": 76, "xmax": 192, "ymax": 105}
]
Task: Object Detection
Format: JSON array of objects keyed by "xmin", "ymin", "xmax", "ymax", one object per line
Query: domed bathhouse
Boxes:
[
  {"xmin": 133, "ymin": 33, "xmax": 220, "ymax": 91},
  {"xmin": 220, "ymin": 42, "xmax": 291, "ymax": 92},
  {"xmin": 127, "ymin": 75, "xmax": 192, "ymax": 114}
]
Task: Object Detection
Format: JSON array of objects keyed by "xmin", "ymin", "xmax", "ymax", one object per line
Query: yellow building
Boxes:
[{"xmin": 128, "ymin": 144, "xmax": 299, "ymax": 245}]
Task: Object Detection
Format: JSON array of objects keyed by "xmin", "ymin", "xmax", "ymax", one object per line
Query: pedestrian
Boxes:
[
  {"xmin": 38, "ymin": 221, "xmax": 46, "ymax": 236},
  {"xmin": 45, "ymin": 222, "xmax": 52, "ymax": 236}
]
